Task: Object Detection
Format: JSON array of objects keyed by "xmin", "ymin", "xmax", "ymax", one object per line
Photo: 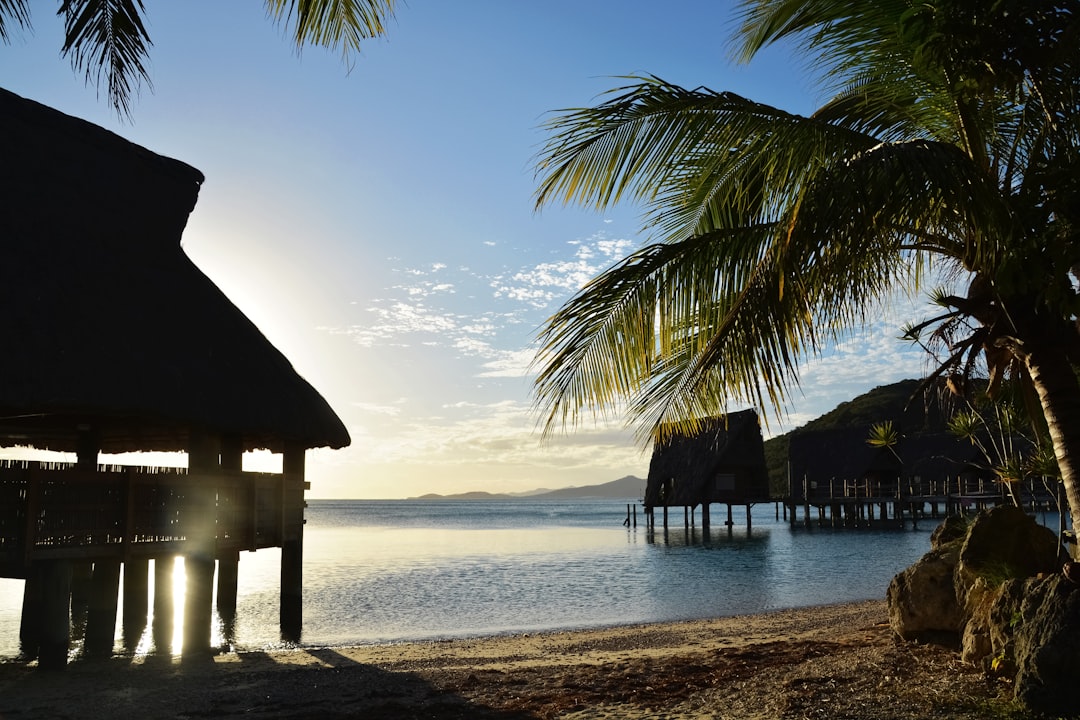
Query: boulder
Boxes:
[
  {"xmin": 955, "ymin": 506, "xmax": 1059, "ymax": 601},
  {"xmin": 887, "ymin": 540, "xmax": 963, "ymax": 641},
  {"xmin": 953, "ymin": 506, "xmax": 1059, "ymax": 666},
  {"xmin": 992, "ymin": 574, "xmax": 1080, "ymax": 717}
]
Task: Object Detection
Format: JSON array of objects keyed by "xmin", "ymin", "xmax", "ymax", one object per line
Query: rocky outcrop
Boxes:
[
  {"xmin": 988, "ymin": 574, "xmax": 1080, "ymax": 718},
  {"xmin": 888, "ymin": 505, "xmax": 1075, "ymax": 717},
  {"xmin": 953, "ymin": 506, "xmax": 1059, "ymax": 665},
  {"xmin": 954, "ymin": 505, "xmax": 1058, "ymax": 599}
]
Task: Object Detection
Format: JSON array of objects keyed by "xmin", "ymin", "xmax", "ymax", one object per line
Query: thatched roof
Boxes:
[
  {"xmin": 644, "ymin": 410, "xmax": 771, "ymax": 507},
  {"xmin": 0, "ymin": 87, "xmax": 349, "ymax": 454},
  {"xmin": 788, "ymin": 428, "xmax": 984, "ymax": 487}
]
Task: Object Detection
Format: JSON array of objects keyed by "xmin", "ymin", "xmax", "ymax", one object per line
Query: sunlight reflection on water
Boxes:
[{"xmin": 0, "ymin": 498, "xmax": 968, "ymax": 659}]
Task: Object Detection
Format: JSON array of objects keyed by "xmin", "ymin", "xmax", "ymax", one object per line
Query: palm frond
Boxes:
[
  {"xmin": 534, "ymin": 76, "xmax": 874, "ymax": 244},
  {"xmin": 264, "ymin": 0, "xmax": 395, "ymax": 63},
  {"xmin": 59, "ymin": 0, "xmax": 152, "ymax": 119},
  {"xmin": 0, "ymin": 0, "xmax": 31, "ymax": 42}
]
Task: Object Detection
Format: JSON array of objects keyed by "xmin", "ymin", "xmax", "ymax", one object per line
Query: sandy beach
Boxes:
[{"xmin": 0, "ymin": 600, "xmax": 1009, "ymax": 719}]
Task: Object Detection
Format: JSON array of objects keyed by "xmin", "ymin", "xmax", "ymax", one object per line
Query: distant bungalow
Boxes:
[
  {"xmin": 0, "ymin": 87, "xmax": 349, "ymax": 666},
  {"xmin": 643, "ymin": 410, "xmax": 771, "ymax": 531}
]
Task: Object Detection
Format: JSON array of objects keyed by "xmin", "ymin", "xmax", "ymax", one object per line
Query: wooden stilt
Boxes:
[
  {"xmin": 68, "ymin": 561, "xmax": 92, "ymax": 635},
  {"xmin": 38, "ymin": 560, "xmax": 72, "ymax": 670},
  {"xmin": 217, "ymin": 551, "xmax": 239, "ymax": 622},
  {"xmin": 122, "ymin": 559, "xmax": 149, "ymax": 651},
  {"xmin": 280, "ymin": 444, "xmax": 306, "ymax": 643},
  {"xmin": 84, "ymin": 560, "xmax": 121, "ymax": 657},
  {"xmin": 152, "ymin": 556, "xmax": 175, "ymax": 653},
  {"xmin": 183, "ymin": 428, "xmax": 220, "ymax": 658},
  {"xmin": 19, "ymin": 569, "xmax": 42, "ymax": 660},
  {"xmin": 280, "ymin": 538, "xmax": 303, "ymax": 643},
  {"xmin": 182, "ymin": 556, "xmax": 215, "ymax": 656},
  {"xmin": 802, "ymin": 476, "xmax": 811, "ymax": 528},
  {"xmin": 701, "ymin": 503, "xmax": 710, "ymax": 531}
]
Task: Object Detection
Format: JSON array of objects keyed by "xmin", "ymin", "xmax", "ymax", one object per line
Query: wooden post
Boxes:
[
  {"xmin": 218, "ymin": 434, "xmax": 243, "ymax": 630},
  {"xmin": 746, "ymin": 504, "xmax": 752, "ymax": 531},
  {"xmin": 802, "ymin": 475, "xmax": 811, "ymax": 528},
  {"xmin": 84, "ymin": 560, "xmax": 121, "ymax": 657},
  {"xmin": 38, "ymin": 560, "xmax": 72, "ymax": 670},
  {"xmin": 122, "ymin": 558, "xmax": 150, "ymax": 651},
  {"xmin": 152, "ymin": 556, "xmax": 175, "ymax": 653},
  {"xmin": 280, "ymin": 443, "xmax": 306, "ymax": 643},
  {"xmin": 217, "ymin": 550, "xmax": 239, "ymax": 623},
  {"xmin": 701, "ymin": 503, "xmax": 710, "ymax": 531},
  {"xmin": 19, "ymin": 570, "xmax": 42, "ymax": 660},
  {"xmin": 184, "ymin": 428, "xmax": 220, "ymax": 658},
  {"xmin": 182, "ymin": 557, "xmax": 215, "ymax": 657},
  {"xmin": 68, "ymin": 562, "xmax": 92, "ymax": 640}
]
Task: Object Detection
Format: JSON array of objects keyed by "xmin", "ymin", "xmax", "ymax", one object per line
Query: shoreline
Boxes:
[{"xmin": 0, "ymin": 599, "xmax": 1006, "ymax": 719}]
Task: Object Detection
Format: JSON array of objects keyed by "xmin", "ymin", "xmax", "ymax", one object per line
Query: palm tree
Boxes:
[
  {"xmin": 0, "ymin": 0, "xmax": 396, "ymax": 117},
  {"xmin": 531, "ymin": 1, "xmax": 1080, "ymax": 530}
]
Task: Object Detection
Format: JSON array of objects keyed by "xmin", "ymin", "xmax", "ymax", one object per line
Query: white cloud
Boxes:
[{"xmin": 476, "ymin": 348, "xmax": 536, "ymax": 378}]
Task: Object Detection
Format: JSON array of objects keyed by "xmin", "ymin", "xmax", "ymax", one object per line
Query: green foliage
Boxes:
[
  {"xmin": 866, "ymin": 420, "xmax": 900, "ymax": 450},
  {"xmin": 531, "ymin": 0, "xmax": 1078, "ymax": 456},
  {"xmin": 945, "ymin": 388, "xmax": 1058, "ymax": 506},
  {"xmin": 972, "ymin": 558, "xmax": 1025, "ymax": 588}
]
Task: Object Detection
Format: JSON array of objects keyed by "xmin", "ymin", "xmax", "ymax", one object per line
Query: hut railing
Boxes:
[{"xmin": 0, "ymin": 461, "xmax": 299, "ymax": 568}]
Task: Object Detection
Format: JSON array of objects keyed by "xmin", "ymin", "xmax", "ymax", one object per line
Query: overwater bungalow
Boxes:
[
  {"xmin": 786, "ymin": 427, "xmax": 995, "ymax": 527},
  {"xmin": 643, "ymin": 410, "xmax": 771, "ymax": 531},
  {"xmin": 0, "ymin": 88, "xmax": 350, "ymax": 666}
]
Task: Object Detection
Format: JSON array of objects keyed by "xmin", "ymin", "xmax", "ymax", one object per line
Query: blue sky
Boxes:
[{"xmin": 0, "ymin": 1, "xmax": 931, "ymax": 498}]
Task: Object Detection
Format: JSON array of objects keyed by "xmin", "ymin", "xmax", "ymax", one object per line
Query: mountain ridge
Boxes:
[{"xmin": 410, "ymin": 474, "xmax": 645, "ymax": 501}]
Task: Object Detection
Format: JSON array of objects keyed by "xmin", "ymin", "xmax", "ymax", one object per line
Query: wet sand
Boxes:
[{"xmin": 0, "ymin": 600, "xmax": 1008, "ymax": 719}]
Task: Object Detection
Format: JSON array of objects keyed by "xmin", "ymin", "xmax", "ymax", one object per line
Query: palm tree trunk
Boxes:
[{"xmin": 1024, "ymin": 340, "xmax": 1080, "ymax": 554}]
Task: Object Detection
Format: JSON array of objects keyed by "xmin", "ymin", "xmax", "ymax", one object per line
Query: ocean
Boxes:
[{"xmin": 0, "ymin": 496, "xmax": 1024, "ymax": 660}]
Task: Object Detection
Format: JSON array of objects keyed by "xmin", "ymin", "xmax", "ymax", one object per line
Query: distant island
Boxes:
[{"xmin": 409, "ymin": 475, "xmax": 645, "ymax": 501}]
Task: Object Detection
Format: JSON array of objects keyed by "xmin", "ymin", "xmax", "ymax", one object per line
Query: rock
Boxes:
[
  {"xmin": 953, "ymin": 507, "xmax": 1059, "ymax": 667},
  {"xmin": 887, "ymin": 540, "xmax": 963, "ymax": 641},
  {"xmin": 955, "ymin": 506, "xmax": 1059, "ymax": 596},
  {"xmin": 959, "ymin": 576, "xmax": 997, "ymax": 665},
  {"xmin": 987, "ymin": 577, "xmax": 1028, "ymax": 678},
  {"xmin": 892, "ymin": 507, "xmax": 1078, "ymax": 716},
  {"xmin": 993, "ymin": 574, "xmax": 1080, "ymax": 716},
  {"xmin": 930, "ymin": 514, "xmax": 968, "ymax": 549}
]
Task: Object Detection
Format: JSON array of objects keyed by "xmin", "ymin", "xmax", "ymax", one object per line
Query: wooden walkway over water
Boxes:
[
  {"xmin": 782, "ymin": 475, "xmax": 1060, "ymax": 529},
  {"xmin": 635, "ymin": 475, "xmax": 1061, "ymax": 534}
]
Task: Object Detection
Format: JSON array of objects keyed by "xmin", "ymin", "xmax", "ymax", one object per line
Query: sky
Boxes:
[{"xmin": 0, "ymin": 1, "xmax": 933, "ymax": 498}]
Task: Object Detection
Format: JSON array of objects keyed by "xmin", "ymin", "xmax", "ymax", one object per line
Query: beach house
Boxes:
[
  {"xmin": 0, "ymin": 87, "xmax": 349, "ymax": 666},
  {"xmin": 643, "ymin": 410, "xmax": 771, "ymax": 531}
]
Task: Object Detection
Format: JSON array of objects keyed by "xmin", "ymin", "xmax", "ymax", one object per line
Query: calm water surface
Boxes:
[{"xmin": 0, "ymin": 497, "xmax": 993, "ymax": 658}]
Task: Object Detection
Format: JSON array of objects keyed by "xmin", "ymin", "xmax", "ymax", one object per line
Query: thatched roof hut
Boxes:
[
  {"xmin": 0, "ymin": 87, "xmax": 348, "ymax": 455},
  {"xmin": 787, "ymin": 428, "xmax": 984, "ymax": 501},
  {"xmin": 644, "ymin": 410, "xmax": 771, "ymax": 508}
]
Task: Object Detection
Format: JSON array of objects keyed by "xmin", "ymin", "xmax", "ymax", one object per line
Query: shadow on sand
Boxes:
[{"xmin": 0, "ymin": 649, "xmax": 534, "ymax": 720}]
